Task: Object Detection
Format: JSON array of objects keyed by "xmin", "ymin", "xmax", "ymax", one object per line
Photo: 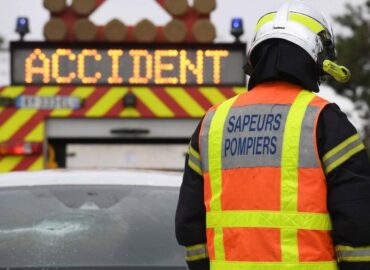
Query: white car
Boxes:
[{"xmin": 0, "ymin": 169, "xmax": 186, "ymax": 270}]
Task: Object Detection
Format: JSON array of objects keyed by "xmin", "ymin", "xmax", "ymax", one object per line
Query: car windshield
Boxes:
[{"xmin": 0, "ymin": 184, "xmax": 185, "ymax": 269}]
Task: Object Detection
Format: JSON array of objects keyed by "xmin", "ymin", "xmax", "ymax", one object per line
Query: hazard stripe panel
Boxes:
[{"xmin": 0, "ymin": 86, "xmax": 246, "ymax": 172}]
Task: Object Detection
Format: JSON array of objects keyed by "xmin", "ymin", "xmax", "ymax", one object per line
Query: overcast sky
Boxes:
[{"xmin": 0, "ymin": 0, "xmax": 366, "ymax": 45}]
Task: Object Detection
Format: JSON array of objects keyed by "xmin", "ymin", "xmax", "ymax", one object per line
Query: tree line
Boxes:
[{"xmin": 328, "ymin": 0, "xmax": 370, "ymax": 155}]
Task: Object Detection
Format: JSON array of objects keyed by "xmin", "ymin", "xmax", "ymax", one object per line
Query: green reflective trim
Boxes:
[
  {"xmin": 325, "ymin": 143, "xmax": 365, "ymax": 174},
  {"xmin": 336, "ymin": 245, "xmax": 370, "ymax": 252},
  {"xmin": 188, "ymin": 144, "xmax": 202, "ymax": 175},
  {"xmin": 186, "ymin": 243, "xmax": 207, "ymax": 251},
  {"xmin": 289, "ymin": 13, "xmax": 325, "ymax": 33},
  {"xmin": 338, "ymin": 256, "xmax": 370, "ymax": 262},
  {"xmin": 256, "ymin": 12, "xmax": 276, "ymax": 30},
  {"xmin": 206, "ymin": 211, "xmax": 332, "ymax": 230},
  {"xmin": 336, "ymin": 245, "xmax": 370, "ymax": 262},
  {"xmin": 188, "ymin": 158, "xmax": 203, "ymax": 175},
  {"xmin": 210, "ymin": 260, "xmax": 338, "ymax": 270},
  {"xmin": 207, "ymin": 95, "xmax": 238, "ymax": 261},
  {"xmin": 282, "ymin": 228, "xmax": 298, "ymax": 262},
  {"xmin": 214, "ymin": 227, "xmax": 225, "ymax": 261},
  {"xmin": 323, "ymin": 134, "xmax": 361, "ymax": 162},
  {"xmin": 186, "ymin": 243, "xmax": 209, "ymax": 262},
  {"xmin": 281, "ymin": 90, "xmax": 315, "ymax": 212},
  {"xmin": 208, "ymin": 96, "xmax": 239, "ymax": 212},
  {"xmin": 281, "ymin": 90, "xmax": 315, "ymax": 262},
  {"xmin": 323, "ymin": 133, "xmax": 365, "ymax": 174},
  {"xmin": 189, "ymin": 145, "xmax": 201, "ymax": 160},
  {"xmin": 256, "ymin": 12, "xmax": 325, "ymax": 34},
  {"xmin": 186, "ymin": 253, "xmax": 209, "ymax": 262}
]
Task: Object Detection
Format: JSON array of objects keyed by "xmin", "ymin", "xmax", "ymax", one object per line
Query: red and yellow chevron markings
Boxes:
[{"xmin": 0, "ymin": 86, "xmax": 246, "ymax": 172}]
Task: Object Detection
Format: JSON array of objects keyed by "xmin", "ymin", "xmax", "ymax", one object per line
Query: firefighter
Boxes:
[{"xmin": 175, "ymin": 1, "xmax": 370, "ymax": 270}]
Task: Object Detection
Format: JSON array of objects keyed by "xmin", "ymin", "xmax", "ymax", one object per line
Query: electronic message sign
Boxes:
[{"xmin": 11, "ymin": 42, "xmax": 246, "ymax": 86}]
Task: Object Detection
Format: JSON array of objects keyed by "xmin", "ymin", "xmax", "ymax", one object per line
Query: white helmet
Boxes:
[{"xmin": 246, "ymin": 0, "xmax": 350, "ymax": 82}]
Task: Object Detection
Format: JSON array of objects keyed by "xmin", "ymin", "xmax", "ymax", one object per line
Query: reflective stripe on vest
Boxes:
[
  {"xmin": 200, "ymin": 85, "xmax": 337, "ymax": 269},
  {"xmin": 211, "ymin": 261, "xmax": 337, "ymax": 270}
]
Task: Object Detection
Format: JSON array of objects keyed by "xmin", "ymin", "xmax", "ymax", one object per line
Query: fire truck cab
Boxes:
[{"xmin": 0, "ymin": 0, "xmax": 246, "ymax": 172}]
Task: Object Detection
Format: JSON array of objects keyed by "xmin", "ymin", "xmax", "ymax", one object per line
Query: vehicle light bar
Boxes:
[{"xmin": 0, "ymin": 141, "xmax": 42, "ymax": 155}]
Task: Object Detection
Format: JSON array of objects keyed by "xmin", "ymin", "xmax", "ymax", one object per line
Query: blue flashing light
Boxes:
[
  {"xmin": 232, "ymin": 18, "xmax": 243, "ymax": 30},
  {"xmin": 17, "ymin": 17, "xmax": 29, "ymax": 28},
  {"xmin": 231, "ymin": 17, "xmax": 244, "ymax": 42},
  {"xmin": 18, "ymin": 18, "xmax": 27, "ymax": 26},
  {"xmin": 16, "ymin": 17, "xmax": 30, "ymax": 34},
  {"xmin": 16, "ymin": 17, "xmax": 30, "ymax": 40}
]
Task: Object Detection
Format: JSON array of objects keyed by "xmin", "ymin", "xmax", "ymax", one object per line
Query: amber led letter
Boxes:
[
  {"xmin": 78, "ymin": 49, "xmax": 102, "ymax": 84},
  {"xmin": 129, "ymin": 50, "xmax": 153, "ymax": 84},
  {"xmin": 107, "ymin": 49, "xmax": 124, "ymax": 84},
  {"xmin": 25, "ymin": 49, "xmax": 51, "ymax": 83},
  {"xmin": 180, "ymin": 50, "xmax": 204, "ymax": 84},
  {"xmin": 52, "ymin": 49, "xmax": 76, "ymax": 84},
  {"xmin": 154, "ymin": 50, "xmax": 179, "ymax": 85},
  {"xmin": 205, "ymin": 50, "xmax": 229, "ymax": 84}
]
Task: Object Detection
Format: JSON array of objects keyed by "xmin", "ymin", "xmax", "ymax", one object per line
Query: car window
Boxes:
[{"xmin": 0, "ymin": 185, "xmax": 186, "ymax": 269}]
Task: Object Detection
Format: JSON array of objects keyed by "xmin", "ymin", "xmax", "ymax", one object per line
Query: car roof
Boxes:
[{"xmin": 0, "ymin": 169, "xmax": 182, "ymax": 188}]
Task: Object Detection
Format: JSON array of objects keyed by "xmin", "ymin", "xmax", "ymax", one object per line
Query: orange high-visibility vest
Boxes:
[{"xmin": 199, "ymin": 82, "xmax": 338, "ymax": 270}]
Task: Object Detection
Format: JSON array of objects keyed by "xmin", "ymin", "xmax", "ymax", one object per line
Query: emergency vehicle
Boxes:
[{"xmin": 0, "ymin": 0, "xmax": 246, "ymax": 172}]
